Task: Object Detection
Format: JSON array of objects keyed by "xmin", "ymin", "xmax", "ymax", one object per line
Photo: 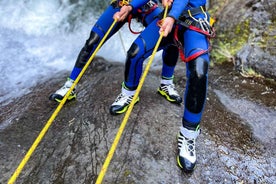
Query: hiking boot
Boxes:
[
  {"xmin": 177, "ymin": 126, "xmax": 200, "ymax": 172},
  {"xmin": 110, "ymin": 88, "xmax": 139, "ymax": 115},
  {"xmin": 158, "ymin": 83, "xmax": 182, "ymax": 104},
  {"xmin": 49, "ymin": 78, "xmax": 76, "ymax": 102}
]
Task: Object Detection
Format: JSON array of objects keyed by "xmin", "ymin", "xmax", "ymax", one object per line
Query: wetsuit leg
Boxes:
[
  {"xmin": 182, "ymin": 29, "xmax": 210, "ymax": 129},
  {"xmin": 69, "ymin": 5, "xmax": 125, "ymax": 80},
  {"xmin": 161, "ymin": 45, "xmax": 179, "ymax": 79},
  {"xmin": 124, "ymin": 18, "xmax": 171, "ymax": 90}
]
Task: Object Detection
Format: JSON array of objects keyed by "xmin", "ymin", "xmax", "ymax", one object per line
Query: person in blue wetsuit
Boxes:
[
  {"xmin": 111, "ymin": 0, "xmax": 215, "ymax": 172},
  {"xmin": 49, "ymin": 0, "xmax": 182, "ymax": 106}
]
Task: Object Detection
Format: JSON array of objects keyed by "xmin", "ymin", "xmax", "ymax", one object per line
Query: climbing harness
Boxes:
[
  {"xmin": 173, "ymin": 24, "xmax": 212, "ymax": 62},
  {"xmin": 174, "ymin": 6, "xmax": 216, "ymax": 62},
  {"xmin": 182, "ymin": 6, "xmax": 215, "ymax": 37}
]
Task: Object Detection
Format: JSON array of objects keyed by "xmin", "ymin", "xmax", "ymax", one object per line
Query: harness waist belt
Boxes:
[{"xmin": 179, "ymin": 6, "xmax": 206, "ymax": 19}]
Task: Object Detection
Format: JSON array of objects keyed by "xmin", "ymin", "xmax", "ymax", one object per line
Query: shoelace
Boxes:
[
  {"xmin": 114, "ymin": 93, "xmax": 133, "ymax": 103},
  {"xmin": 178, "ymin": 134, "xmax": 195, "ymax": 156},
  {"xmin": 186, "ymin": 138, "xmax": 195, "ymax": 156},
  {"xmin": 59, "ymin": 85, "xmax": 75, "ymax": 94},
  {"xmin": 162, "ymin": 84, "xmax": 179, "ymax": 96},
  {"xmin": 114, "ymin": 93, "xmax": 125, "ymax": 102}
]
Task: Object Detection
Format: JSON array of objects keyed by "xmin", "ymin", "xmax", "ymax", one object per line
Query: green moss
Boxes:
[
  {"xmin": 123, "ymin": 169, "xmax": 132, "ymax": 177},
  {"xmin": 211, "ymin": 19, "xmax": 251, "ymax": 63}
]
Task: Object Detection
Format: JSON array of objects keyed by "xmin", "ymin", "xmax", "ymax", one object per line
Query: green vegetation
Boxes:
[
  {"xmin": 240, "ymin": 67, "xmax": 264, "ymax": 79},
  {"xmin": 211, "ymin": 19, "xmax": 250, "ymax": 64}
]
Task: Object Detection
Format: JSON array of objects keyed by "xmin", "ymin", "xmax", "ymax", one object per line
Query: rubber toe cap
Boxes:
[
  {"xmin": 177, "ymin": 156, "xmax": 196, "ymax": 173},
  {"xmin": 172, "ymin": 95, "xmax": 183, "ymax": 104},
  {"xmin": 49, "ymin": 94, "xmax": 63, "ymax": 102},
  {"xmin": 109, "ymin": 105, "xmax": 123, "ymax": 115}
]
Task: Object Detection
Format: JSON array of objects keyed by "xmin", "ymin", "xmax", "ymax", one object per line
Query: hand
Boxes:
[
  {"xmin": 162, "ymin": 0, "xmax": 173, "ymax": 7},
  {"xmin": 159, "ymin": 17, "xmax": 175, "ymax": 37},
  {"xmin": 113, "ymin": 5, "xmax": 132, "ymax": 22}
]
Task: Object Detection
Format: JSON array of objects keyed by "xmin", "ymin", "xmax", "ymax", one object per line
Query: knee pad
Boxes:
[
  {"xmin": 75, "ymin": 32, "xmax": 100, "ymax": 68},
  {"xmin": 188, "ymin": 57, "xmax": 208, "ymax": 79},
  {"xmin": 127, "ymin": 43, "xmax": 140, "ymax": 58},
  {"xmin": 125, "ymin": 43, "xmax": 140, "ymax": 76},
  {"xmin": 85, "ymin": 31, "xmax": 100, "ymax": 49},
  {"xmin": 124, "ymin": 43, "xmax": 140, "ymax": 86},
  {"xmin": 185, "ymin": 57, "xmax": 209, "ymax": 113}
]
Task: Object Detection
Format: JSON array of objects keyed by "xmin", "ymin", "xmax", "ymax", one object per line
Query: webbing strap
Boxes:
[
  {"xmin": 174, "ymin": 25, "xmax": 211, "ymax": 62},
  {"xmin": 128, "ymin": 2, "xmax": 158, "ymax": 34},
  {"xmin": 127, "ymin": 14, "xmax": 141, "ymax": 34},
  {"xmin": 174, "ymin": 25, "xmax": 185, "ymax": 61},
  {"xmin": 173, "ymin": 5, "xmax": 215, "ymax": 62}
]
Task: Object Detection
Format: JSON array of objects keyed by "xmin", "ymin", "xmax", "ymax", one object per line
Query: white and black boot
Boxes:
[
  {"xmin": 158, "ymin": 78, "xmax": 182, "ymax": 104},
  {"xmin": 49, "ymin": 78, "xmax": 76, "ymax": 102},
  {"xmin": 110, "ymin": 87, "xmax": 139, "ymax": 115},
  {"xmin": 177, "ymin": 126, "xmax": 200, "ymax": 172}
]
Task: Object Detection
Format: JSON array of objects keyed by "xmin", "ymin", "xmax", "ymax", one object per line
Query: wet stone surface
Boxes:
[{"xmin": 0, "ymin": 58, "xmax": 275, "ymax": 183}]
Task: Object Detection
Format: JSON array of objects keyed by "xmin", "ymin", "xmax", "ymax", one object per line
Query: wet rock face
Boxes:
[
  {"xmin": 211, "ymin": 0, "xmax": 276, "ymax": 79},
  {"xmin": 1, "ymin": 59, "xmax": 275, "ymax": 183}
]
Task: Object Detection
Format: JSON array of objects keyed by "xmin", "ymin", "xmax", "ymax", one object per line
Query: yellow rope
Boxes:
[
  {"xmin": 95, "ymin": 5, "xmax": 169, "ymax": 184},
  {"xmin": 8, "ymin": 19, "xmax": 118, "ymax": 184}
]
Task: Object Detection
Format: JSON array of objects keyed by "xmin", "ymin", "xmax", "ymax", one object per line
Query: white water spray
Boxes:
[{"xmin": 0, "ymin": 1, "xmax": 144, "ymax": 105}]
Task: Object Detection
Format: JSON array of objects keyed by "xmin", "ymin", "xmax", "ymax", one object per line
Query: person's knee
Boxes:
[
  {"xmin": 127, "ymin": 43, "xmax": 140, "ymax": 58},
  {"xmin": 124, "ymin": 38, "xmax": 147, "ymax": 87},
  {"xmin": 189, "ymin": 57, "xmax": 208, "ymax": 79},
  {"xmin": 85, "ymin": 31, "xmax": 100, "ymax": 49},
  {"xmin": 75, "ymin": 32, "xmax": 100, "ymax": 68}
]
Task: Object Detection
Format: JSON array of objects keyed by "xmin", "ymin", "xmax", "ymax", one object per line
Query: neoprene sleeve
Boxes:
[
  {"xmin": 168, "ymin": 0, "xmax": 188, "ymax": 19},
  {"xmin": 130, "ymin": 0, "xmax": 150, "ymax": 10}
]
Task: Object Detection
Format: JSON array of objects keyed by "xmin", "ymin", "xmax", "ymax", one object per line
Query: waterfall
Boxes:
[{"xmin": 0, "ymin": 0, "xmax": 143, "ymax": 105}]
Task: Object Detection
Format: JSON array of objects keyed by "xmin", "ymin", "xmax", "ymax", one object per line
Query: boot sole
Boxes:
[
  {"xmin": 110, "ymin": 98, "xmax": 139, "ymax": 115},
  {"xmin": 54, "ymin": 94, "xmax": 76, "ymax": 103},
  {"xmin": 157, "ymin": 89, "xmax": 181, "ymax": 104},
  {"xmin": 176, "ymin": 156, "xmax": 195, "ymax": 173}
]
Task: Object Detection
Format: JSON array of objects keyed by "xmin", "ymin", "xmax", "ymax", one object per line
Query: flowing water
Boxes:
[{"xmin": 0, "ymin": 0, "xmax": 145, "ymax": 105}]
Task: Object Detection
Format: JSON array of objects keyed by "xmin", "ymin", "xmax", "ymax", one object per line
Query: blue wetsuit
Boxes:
[
  {"xmin": 123, "ymin": 0, "xmax": 213, "ymax": 128},
  {"xmin": 69, "ymin": 0, "xmax": 178, "ymax": 82}
]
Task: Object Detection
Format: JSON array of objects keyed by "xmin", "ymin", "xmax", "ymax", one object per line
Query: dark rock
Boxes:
[
  {"xmin": 211, "ymin": 0, "xmax": 276, "ymax": 79},
  {"xmin": 1, "ymin": 58, "xmax": 275, "ymax": 183}
]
